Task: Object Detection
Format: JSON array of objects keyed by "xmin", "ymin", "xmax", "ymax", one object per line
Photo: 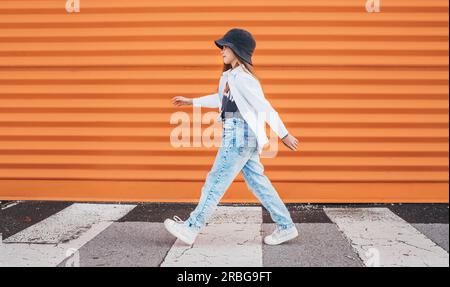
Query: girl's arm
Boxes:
[
  {"xmin": 172, "ymin": 93, "xmax": 220, "ymax": 108},
  {"xmin": 192, "ymin": 93, "xmax": 221, "ymax": 108},
  {"xmin": 234, "ymin": 75, "xmax": 289, "ymax": 139},
  {"xmin": 234, "ymin": 74, "xmax": 299, "ymax": 151}
]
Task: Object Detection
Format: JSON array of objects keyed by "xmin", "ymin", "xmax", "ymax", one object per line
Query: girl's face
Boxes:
[{"xmin": 221, "ymin": 45, "xmax": 238, "ymax": 66}]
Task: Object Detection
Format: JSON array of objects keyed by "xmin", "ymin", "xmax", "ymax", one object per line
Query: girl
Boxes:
[{"xmin": 168, "ymin": 28, "xmax": 300, "ymax": 246}]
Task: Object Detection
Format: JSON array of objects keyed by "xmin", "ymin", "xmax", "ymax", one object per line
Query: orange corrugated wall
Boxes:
[{"xmin": 0, "ymin": 0, "xmax": 448, "ymax": 203}]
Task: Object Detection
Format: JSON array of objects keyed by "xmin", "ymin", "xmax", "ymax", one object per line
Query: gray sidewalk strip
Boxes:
[
  {"xmin": 262, "ymin": 223, "xmax": 364, "ymax": 267},
  {"xmin": 57, "ymin": 222, "xmax": 176, "ymax": 267},
  {"xmin": 411, "ymin": 224, "xmax": 449, "ymax": 253}
]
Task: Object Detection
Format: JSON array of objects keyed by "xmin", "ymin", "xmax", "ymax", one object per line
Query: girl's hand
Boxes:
[
  {"xmin": 172, "ymin": 96, "xmax": 193, "ymax": 107},
  {"xmin": 281, "ymin": 134, "xmax": 299, "ymax": 151}
]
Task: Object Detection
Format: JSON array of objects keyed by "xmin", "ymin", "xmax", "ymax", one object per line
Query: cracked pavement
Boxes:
[{"xmin": 0, "ymin": 202, "xmax": 448, "ymax": 267}]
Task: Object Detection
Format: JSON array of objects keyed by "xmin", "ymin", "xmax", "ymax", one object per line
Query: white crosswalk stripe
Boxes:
[
  {"xmin": 0, "ymin": 203, "xmax": 136, "ymax": 266},
  {"xmin": 324, "ymin": 207, "xmax": 449, "ymax": 267},
  {"xmin": 0, "ymin": 204, "xmax": 448, "ymax": 267},
  {"xmin": 161, "ymin": 206, "xmax": 263, "ymax": 267}
]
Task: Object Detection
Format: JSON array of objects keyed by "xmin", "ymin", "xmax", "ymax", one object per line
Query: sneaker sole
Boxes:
[
  {"xmin": 164, "ymin": 220, "xmax": 195, "ymax": 245},
  {"xmin": 264, "ymin": 231, "xmax": 299, "ymax": 246}
]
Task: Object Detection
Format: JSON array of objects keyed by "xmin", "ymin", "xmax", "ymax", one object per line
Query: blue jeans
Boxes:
[{"xmin": 185, "ymin": 116, "xmax": 295, "ymax": 231}]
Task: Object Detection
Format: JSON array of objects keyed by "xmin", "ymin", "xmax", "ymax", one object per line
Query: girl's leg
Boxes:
[
  {"xmin": 242, "ymin": 151, "xmax": 295, "ymax": 230},
  {"xmin": 185, "ymin": 118, "xmax": 256, "ymax": 231}
]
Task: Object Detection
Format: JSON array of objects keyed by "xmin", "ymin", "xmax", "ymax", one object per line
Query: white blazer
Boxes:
[{"xmin": 193, "ymin": 64, "xmax": 290, "ymax": 155}]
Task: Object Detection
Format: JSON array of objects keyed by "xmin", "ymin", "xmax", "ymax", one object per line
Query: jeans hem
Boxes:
[{"xmin": 276, "ymin": 223, "xmax": 296, "ymax": 230}]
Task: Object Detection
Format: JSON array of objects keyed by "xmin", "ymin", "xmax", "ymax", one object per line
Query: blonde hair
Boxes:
[{"xmin": 222, "ymin": 55, "xmax": 259, "ymax": 82}]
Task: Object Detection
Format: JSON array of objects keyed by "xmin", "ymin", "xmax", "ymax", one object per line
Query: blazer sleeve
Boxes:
[
  {"xmin": 192, "ymin": 93, "xmax": 221, "ymax": 108},
  {"xmin": 234, "ymin": 74, "xmax": 289, "ymax": 139}
]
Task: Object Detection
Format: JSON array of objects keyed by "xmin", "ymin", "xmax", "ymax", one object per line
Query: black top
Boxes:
[{"xmin": 220, "ymin": 88, "xmax": 239, "ymax": 119}]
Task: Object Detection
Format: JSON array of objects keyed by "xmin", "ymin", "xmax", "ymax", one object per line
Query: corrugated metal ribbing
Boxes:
[{"xmin": 0, "ymin": 0, "xmax": 448, "ymax": 202}]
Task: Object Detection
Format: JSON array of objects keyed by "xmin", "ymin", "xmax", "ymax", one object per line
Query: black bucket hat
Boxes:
[{"xmin": 214, "ymin": 28, "xmax": 256, "ymax": 65}]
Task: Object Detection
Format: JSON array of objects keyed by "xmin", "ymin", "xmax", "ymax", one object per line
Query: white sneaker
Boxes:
[
  {"xmin": 164, "ymin": 216, "xmax": 198, "ymax": 245},
  {"xmin": 264, "ymin": 226, "xmax": 298, "ymax": 245}
]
